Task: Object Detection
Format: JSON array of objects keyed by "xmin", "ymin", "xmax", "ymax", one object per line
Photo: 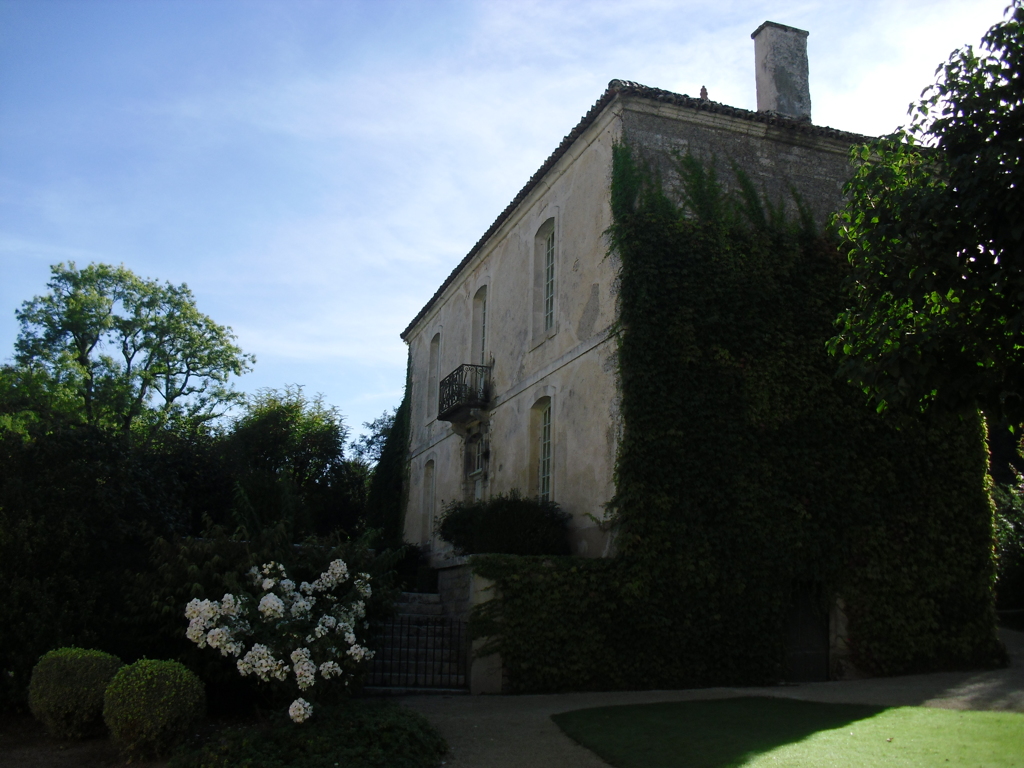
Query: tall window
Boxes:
[
  {"xmin": 531, "ymin": 396, "xmax": 553, "ymax": 502},
  {"xmin": 466, "ymin": 432, "xmax": 487, "ymax": 502},
  {"xmin": 472, "ymin": 286, "xmax": 488, "ymax": 366},
  {"xmin": 533, "ymin": 217, "xmax": 556, "ymax": 345},
  {"xmin": 480, "ymin": 293, "xmax": 487, "ymax": 364},
  {"xmin": 544, "ymin": 230, "xmax": 555, "ymax": 331},
  {"xmin": 421, "ymin": 460, "xmax": 435, "ymax": 543},
  {"xmin": 474, "ymin": 437, "xmax": 486, "ymax": 474},
  {"xmin": 538, "ymin": 400, "xmax": 552, "ymax": 501},
  {"xmin": 427, "ymin": 333, "xmax": 440, "ymax": 421}
]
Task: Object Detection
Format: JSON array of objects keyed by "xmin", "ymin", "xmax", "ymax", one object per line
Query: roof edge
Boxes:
[{"xmin": 400, "ymin": 80, "xmax": 870, "ymax": 341}]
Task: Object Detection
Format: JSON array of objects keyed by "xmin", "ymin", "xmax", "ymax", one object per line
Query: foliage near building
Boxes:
[
  {"xmin": 829, "ymin": 3, "xmax": 1024, "ymax": 427},
  {"xmin": 224, "ymin": 386, "xmax": 368, "ymax": 537},
  {"xmin": 470, "ymin": 144, "xmax": 1003, "ymax": 692},
  {"xmin": 364, "ymin": 360, "xmax": 412, "ymax": 548},
  {"xmin": 0, "ymin": 266, "xmax": 385, "ymax": 713},
  {"xmin": 438, "ymin": 490, "xmax": 570, "ymax": 556}
]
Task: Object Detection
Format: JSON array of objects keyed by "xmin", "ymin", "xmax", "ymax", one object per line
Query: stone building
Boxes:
[{"xmin": 400, "ymin": 22, "xmax": 865, "ymax": 562}]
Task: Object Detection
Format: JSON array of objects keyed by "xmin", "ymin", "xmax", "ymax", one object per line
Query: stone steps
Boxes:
[{"xmin": 393, "ymin": 592, "xmax": 444, "ymax": 617}]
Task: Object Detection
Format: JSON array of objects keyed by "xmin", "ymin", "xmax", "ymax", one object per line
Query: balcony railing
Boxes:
[{"xmin": 438, "ymin": 364, "xmax": 490, "ymax": 422}]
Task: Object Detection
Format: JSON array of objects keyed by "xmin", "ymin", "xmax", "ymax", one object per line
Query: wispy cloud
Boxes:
[{"xmin": 0, "ymin": 0, "xmax": 1010, "ymax": 430}]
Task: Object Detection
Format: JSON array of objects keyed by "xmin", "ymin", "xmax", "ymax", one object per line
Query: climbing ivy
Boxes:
[{"xmin": 470, "ymin": 144, "xmax": 1004, "ymax": 693}]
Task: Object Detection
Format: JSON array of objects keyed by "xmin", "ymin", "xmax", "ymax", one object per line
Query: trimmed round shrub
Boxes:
[
  {"xmin": 437, "ymin": 489, "xmax": 571, "ymax": 555},
  {"xmin": 103, "ymin": 659, "xmax": 206, "ymax": 759},
  {"xmin": 28, "ymin": 647, "xmax": 124, "ymax": 739}
]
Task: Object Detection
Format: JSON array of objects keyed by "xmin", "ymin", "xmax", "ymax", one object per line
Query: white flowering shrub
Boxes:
[{"xmin": 185, "ymin": 559, "xmax": 375, "ymax": 723}]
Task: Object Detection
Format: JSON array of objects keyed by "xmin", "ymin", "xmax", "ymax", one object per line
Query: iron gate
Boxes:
[{"xmin": 367, "ymin": 616, "xmax": 469, "ymax": 689}]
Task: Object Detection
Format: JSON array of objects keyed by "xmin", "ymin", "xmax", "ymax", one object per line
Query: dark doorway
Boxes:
[{"xmin": 783, "ymin": 582, "xmax": 829, "ymax": 681}]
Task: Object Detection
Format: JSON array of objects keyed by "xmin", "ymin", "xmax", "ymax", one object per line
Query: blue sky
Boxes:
[{"xmin": 0, "ymin": 0, "xmax": 1009, "ymax": 442}]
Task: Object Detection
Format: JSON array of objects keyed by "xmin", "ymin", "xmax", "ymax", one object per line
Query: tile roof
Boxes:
[{"xmin": 400, "ymin": 79, "xmax": 870, "ymax": 340}]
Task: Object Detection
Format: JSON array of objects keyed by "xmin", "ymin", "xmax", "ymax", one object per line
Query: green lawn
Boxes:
[{"xmin": 551, "ymin": 697, "xmax": 1024, "ymax": 768}]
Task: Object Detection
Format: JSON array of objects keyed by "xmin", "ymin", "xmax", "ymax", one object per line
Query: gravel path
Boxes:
[{"xmin": 399, "ymin": 628, "xmax": 1024, "ymax": 768}]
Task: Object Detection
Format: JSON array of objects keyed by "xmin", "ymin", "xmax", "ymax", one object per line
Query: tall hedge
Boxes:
[
  {"xmin": 469, "ymin": 144, "xmax": 1004, "ymax": 692},
  {"xmin": 365, "ymin": 357, "xmax": 411, "ymax": 548}
]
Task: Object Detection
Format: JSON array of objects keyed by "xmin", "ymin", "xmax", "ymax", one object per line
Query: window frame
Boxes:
[
  {"xmin": 538, "ymin": 399, "xmax": 552, "ymax": 501},
  {"xmin": 543, "ymin": 230, "xmax": 555, "ymax": 332},
  {"xmin": 426, "ymin": 332, "xmax": 441, "ymax": 423},
  {"xmin": 530, "ymin": 395, "xmax": 554, "ymax": 502},
  {"xmin": 532, "ymin": 217, "xmax": 558, "ymax": 347},
  {"xmin": 472, "ymin": 285, "xmax": 488, "ymax": 367}
]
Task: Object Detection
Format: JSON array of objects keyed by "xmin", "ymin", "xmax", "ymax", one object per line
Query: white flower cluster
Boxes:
[
  {"xmin": 220, "ymin": 593, "xmax": 243, "ymax": 617},
  {"xmin": 312, "ymin": 559, "xmax": 349, "ymax": 592},
  {"xmin": 184, "ymin": 599, "xmax": 218, "ymax": 648},
  {"xmin": 206, "ymin": 626, "xmax": 245, "ymax": 657},
  {"xmin": 291, "ymin": 647, "xmax": 317, "ymax": 690},
  {"xmin": 306, "ymin": 614, "xmax": 338, "ymax": 643},
  {"xmin": 288, "ymin": 697, "xmax": 313, "ymax": 723},
  {"xmin": 249, "ymin": 561, "xmax": 287, "ymax": 588},
  {"xmin": 319, "ymin": 660, "xmax": 343, "ymax": 679},
  {"xmin": 258, "ymin": 592, "xmax": 286, "ymax": 620},
  {"xmin": 185, "ymin": 595, "xmax": 246, "ymax": 656},
  {"xmin": 347, "ymin": 644, "xmax": 373, "ymax": 662},
  {"xmin": 290, "ymin": 593, "xmax": 315, "ymax": 617},
  {"xmin": 187, "ymin": 558, "xmax": 376, "ymax": 725},
  {"xmin": 237, "ymin": 643, "xmax": 289, "ymax": 681}
]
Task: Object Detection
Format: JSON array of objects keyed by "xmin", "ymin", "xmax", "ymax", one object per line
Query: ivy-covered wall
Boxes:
[{"xmin": 470, "ymin": 143, "xmax": 1004, "ymax": 693}]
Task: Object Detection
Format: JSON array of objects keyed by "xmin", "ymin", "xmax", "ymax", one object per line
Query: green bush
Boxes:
[
  {"xmin": 472, "ymin": 555, "xmax": 625, "ymax": 692},
  {"xmin": 437, "ymin": 490, "xmax": 571, "ymax": 556},
  {"xmin": 0, "ymin": 423, "xmax": 168, "ymax": 713},
  {"xmin": 169, "ymin": 699, "xmax": 447, "ymax": 768},
  {"xmin": 103, "ymin": 659, "xmax": 206, "ymax": 759},
  {"xmin": 993, "ymin": 477, "xmax": 1024, "ymax": 613},
  {"xmin": 27, "ymin": 647, "xmax": 123, "ymax": 738}
]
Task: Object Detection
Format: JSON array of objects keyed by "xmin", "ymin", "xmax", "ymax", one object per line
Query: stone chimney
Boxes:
[{"xmin": 751, "ymin": 21, "xmax": 811, "ymax": 122}]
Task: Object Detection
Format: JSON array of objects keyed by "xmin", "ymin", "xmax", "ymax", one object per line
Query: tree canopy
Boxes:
[
  {"xmin": 349, "ymin": 408, "xmax": 396, "ymax": 466},
  {"xmin": 8, "ymin": 262, "xmax": 254, "ymax": 440},
  {"xmin": 829, "ymin": 3, "xmax": 1024, "ymax": 426},
  {"xmin": 224, "ymin": 386, "xmax": 368, "ymax": 538}
]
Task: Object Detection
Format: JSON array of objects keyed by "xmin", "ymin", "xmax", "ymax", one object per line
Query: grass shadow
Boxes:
[{"xmin": 552, "ymin": 696, "xmax": 886, "ymax": 768}]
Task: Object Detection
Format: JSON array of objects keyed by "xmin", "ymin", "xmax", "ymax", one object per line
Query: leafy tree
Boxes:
[
  {"xmin": 350, "ymin": 408, "xmax": 396, "ymax": 465},
  {"xmin": 10, "ymin": 262, "xmax": 254, "ymax": 442},
  {"xmin": 829, "ymin": 3, "xmax": 1024, "ymax": 428},
  {"xmin": 224, "ymin": 386, "xmax": 367, "ymax": 537},
  {"xmin": 364, "ymin": 371, "xmax": 411, "ymax": 548}
]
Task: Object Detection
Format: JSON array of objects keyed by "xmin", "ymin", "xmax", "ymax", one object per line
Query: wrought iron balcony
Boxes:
[{"xmin": 438, "ymin": 364, "xmax": 490, "ymax": 423}]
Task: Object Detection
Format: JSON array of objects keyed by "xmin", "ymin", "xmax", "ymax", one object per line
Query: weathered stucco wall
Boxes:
[
  {"xmin": 402, "ymin": 87, "xmax": 860, "ymax": 564},
  {"xmin": 620, "ymin": 97, "xmax": 853, "ymax": 227},
  {"xmin": 404, "ymin": 102, "xmax": 623, "ymax": 561}
]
